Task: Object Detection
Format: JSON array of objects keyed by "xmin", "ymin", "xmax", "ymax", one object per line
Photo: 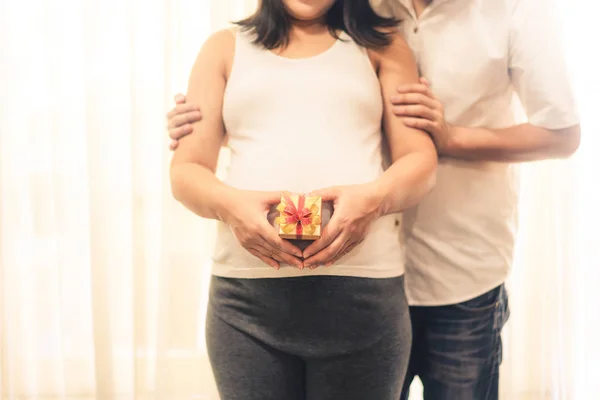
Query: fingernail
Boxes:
[
  {"xmin": 303, "ymin": 252, "xmax": 312, "ymax": 258},
  {"xmin": 304, "ymin": 263, "xmax": 311, "ymax": 269}
]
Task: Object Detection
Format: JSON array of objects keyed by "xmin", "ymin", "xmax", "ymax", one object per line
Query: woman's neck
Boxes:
[
  {"xmin": 289, "ymin": 16, "xmax": 329, "ymax": 39},
  {"xmin": 274, "ymin": 16, "xmax": 336, "ymax": 58}
]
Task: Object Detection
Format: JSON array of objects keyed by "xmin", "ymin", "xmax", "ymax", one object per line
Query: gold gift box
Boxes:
[{"xmin": 275, "ymin": 193, "xmax": 322, "ymax": 241}]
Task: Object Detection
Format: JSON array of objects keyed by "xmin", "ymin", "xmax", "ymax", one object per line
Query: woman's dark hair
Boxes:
[{"xmin": 235, "ymin": 0, "xmax": 400, "ymax": 50}]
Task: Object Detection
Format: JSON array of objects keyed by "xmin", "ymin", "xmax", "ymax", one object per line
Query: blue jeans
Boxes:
[{"xmin": 400, "ymin": 285, "xmax": 510, "ymax": 400}]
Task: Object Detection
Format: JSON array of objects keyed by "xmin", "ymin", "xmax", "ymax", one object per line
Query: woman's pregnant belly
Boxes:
[
  {"xmin": 213, "ymin": 135, "xmax": 404, "ymax": 276},
  {"xmin": 224, "ymin": 147, "xmax": 383, "ymax": 193},
  {"xmin": 213, "ymin": 213, "xmax": 403, "ymax": 274}
]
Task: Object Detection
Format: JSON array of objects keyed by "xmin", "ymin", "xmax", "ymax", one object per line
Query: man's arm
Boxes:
[
  {"xmin": 395, "ymin": 79, "xmax": 581, "ymax": 162},
  {"xmin": 446, "ymin": 0, "xmax": 580, "ymax": 162},
  {"xmin": 445, "ymin": 123, "xmax": 580, "ymax": 162},
  {"xmin": 395, "ymin": 0, "xmax": 580, "ymax": 163}
]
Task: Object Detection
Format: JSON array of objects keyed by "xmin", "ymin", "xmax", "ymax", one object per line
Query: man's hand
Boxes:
[
  {"xmin": 166, "ymin": 94, "xmax": 202, "ymax": 150},
  {"xmin": 391, "ymin": 78, "xmax": 454, "ymax": 155},
  {"xmin": 302, "ymin": 184, "xmax": 382, "ymax": 269}
]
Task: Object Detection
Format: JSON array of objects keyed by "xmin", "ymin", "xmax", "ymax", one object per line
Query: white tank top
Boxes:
[{"xmin": 212, "ymin": 30, "xmax": 405, "ymax": 279}]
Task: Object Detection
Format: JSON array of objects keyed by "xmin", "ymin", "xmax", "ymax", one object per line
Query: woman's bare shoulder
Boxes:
[
  {"xmin": 204, "ymin": 27, "xmax": 236, "ymax": 45},
  {"xmin": 195, "ymin": 28, "xmax": 237, "ymax": 76},
  {"xmin": 202, "ymin": 28, "xmax": 236, "ymax": 55}
]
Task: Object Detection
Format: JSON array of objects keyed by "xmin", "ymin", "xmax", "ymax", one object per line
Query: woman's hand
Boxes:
[
  {"xmin": 225, "ymin": 190, "xmax": 304, "ymax": 270},
  {"xmin": 166, "ymin": 94, "xmax": 202, "ymax": 150},
  {"xmin": 301, "ymin": 184, "xmax": 382, "ymax": 269}
]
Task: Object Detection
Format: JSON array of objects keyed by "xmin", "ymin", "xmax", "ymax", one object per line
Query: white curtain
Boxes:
[
  {"xmin": 498, "ymin": 1, "xmax": 600, "ymax": 398},
  {"xmin": 0, "ymin": 1, "xmax": 597, "ymax": 399}
]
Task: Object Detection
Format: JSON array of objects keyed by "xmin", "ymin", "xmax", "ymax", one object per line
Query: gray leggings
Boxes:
[{"xmin": 206, "ymin": 274, "xmax": 412, "ymax": 400}]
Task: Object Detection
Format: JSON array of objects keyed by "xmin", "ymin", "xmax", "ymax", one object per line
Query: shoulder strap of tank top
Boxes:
[
  {"xmin": 232, "ymin": 27, "xmax": 261, "ymax": 53},
  {"xmin": 336, "ymin": 31, "xmax": 375, "ymax": 67}
]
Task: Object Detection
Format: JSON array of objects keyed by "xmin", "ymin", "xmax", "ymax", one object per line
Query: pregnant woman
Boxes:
[{"xmin": 170, "ymin": 1, "xmax": 437, "ymax": 399}]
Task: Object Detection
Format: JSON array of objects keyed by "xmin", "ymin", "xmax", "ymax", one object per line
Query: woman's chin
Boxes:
[
  {"xmin": 289, "ymin": 11, "xmax": 326, "ymax": 22},
  {"xmin": 284, "ymin": 0, "xmax": 334, "ymax": 22}
]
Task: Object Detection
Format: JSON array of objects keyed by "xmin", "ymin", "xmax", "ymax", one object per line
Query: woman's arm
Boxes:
[
  {"xmin": 170, "ymin": 30, "xmax": 303, "ymax": 269},
  {"xmin": 170, "ymin": 30, "xmax": 232, "ymax": 219},
  {"xmin": 370, "ymin": 31, "xmax": 438, "ymax": 215}
]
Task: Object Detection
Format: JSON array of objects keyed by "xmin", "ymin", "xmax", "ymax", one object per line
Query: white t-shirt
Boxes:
[{"xmin": 373, "ymin": 0, "xmax": 580, "ymax": 305}]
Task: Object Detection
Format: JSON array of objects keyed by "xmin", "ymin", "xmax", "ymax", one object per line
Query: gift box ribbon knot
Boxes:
[{"xmin": 275, "ymin": 193, "xmax": 321, "ymax": 239}]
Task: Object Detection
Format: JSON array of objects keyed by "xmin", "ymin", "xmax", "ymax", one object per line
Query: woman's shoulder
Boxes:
[
  {"xmin": 196, "ymin": 28, "xmax": 237, "ymax": 73},
  {"xmin": 202, "ymin": 28, "xmax": 237, "ymax": 54}
]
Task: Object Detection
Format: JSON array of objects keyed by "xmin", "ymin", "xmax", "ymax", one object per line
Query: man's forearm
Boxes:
[
  {"xmin": 170, "ymin": 164, "xmax": 237, "ymax": 222},
  {"xmin": 444, "ymin": 123, "xmax": 581, "ymax": 162},
  {"xmin": 373, "ymin": 150, "xmax": 438, "ymax": 216}
]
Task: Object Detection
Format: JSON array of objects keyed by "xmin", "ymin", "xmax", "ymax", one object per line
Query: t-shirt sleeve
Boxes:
[{"xmin": 509, "ymin": 0, "xmax": 579, "ymax": 129}]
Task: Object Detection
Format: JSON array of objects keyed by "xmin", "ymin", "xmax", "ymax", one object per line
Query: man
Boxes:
[{"xmin": 166, "ymin": 0, "xmax": 580, "ymax": 398}]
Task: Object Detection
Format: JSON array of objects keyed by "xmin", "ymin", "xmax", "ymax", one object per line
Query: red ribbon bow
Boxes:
[{"xmin": 282, "ymin": 193, "xmax": 313, "ymax": 237}]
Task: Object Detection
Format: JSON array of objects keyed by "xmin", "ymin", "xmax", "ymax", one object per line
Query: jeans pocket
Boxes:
[{"xmin": 453, "ymin": 286, "xmax": 501, "ymax": 313}]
